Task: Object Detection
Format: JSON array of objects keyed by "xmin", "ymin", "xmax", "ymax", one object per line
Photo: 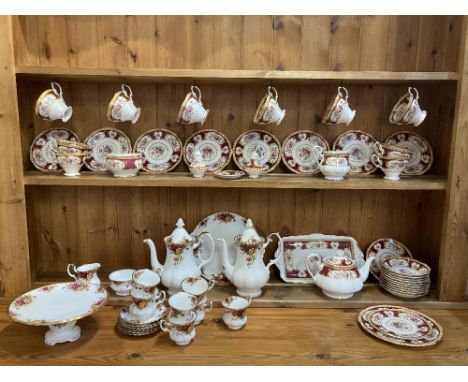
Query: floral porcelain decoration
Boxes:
[
  {"xmin": 366, "ymin": 238, "xmax": 413, "ymax": 280},
  {"xmin": 184, "ymin": 130, "xmax": 232, "ymax": 172}
]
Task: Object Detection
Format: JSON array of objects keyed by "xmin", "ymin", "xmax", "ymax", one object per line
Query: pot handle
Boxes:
[
  {"xmin": 51, "ymin": 82, "xmax": 63, "ymax": 97},
  {"xmin": 266, "ymin": 232, "xmax": 282, "ymax": 271},
  {"xmin": 191, "ymin": 85, "xmax": 202, "ymax": 101},
  {"xmin": 196, "ymin": 232, "xmax": 215, "ymax": 271},
  {"xmin": 371, "ymin": 153, "xmax": 383, "ymax": 170},
  {"xmin": 305, "ymin": 254, "xmax": 321, "ymax": 283},
  {"xmin": 67, "ymin": 264, "xmax": 78, "ymax": 281}
]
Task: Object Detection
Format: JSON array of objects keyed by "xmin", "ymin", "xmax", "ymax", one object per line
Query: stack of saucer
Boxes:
[
  {"xmin": 116, "ymin": 305, "xmax": 166, "ymax": 336},
  {"xmin": 379, "ymin": 257, "xmax": 431, "ymax": 298}
]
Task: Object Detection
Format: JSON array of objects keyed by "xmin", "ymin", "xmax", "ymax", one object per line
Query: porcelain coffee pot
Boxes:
[
  {"xmin": 144, "ymin": 218, "xmax": 215, "ymax": 294},
  {"xmin": 220, "ymin": 219, "xmax": 281, "ymax": 298},
  {"xmin": 305, "ymin": 250, "xmax": 374, "ymax": 300}
]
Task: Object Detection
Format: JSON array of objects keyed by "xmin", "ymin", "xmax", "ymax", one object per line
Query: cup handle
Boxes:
[
  {"xmin": 67, "ymin": 264, "xmax": 77, "ymax": 281},
  {"xmin": 51, "ymin": 82, "xmax": 63, "ymax": 98},
  {"xmin": 121, "ymin": 84, "xmax": 133, "ymax": 99},
  {"xmin": 338, "ymin": 86, "xmax": 348, "ymax": 101},
  {"xmin": 207, "ymin": 279, "xmax": 216, "ymax": 291},
  {"xmin": 371, "ymin": 154, "xmax": 383, "ymax": 170},
  {"xmin": 191, "ymin": 85, "xmax": 202, "ymax": 101},
  {"xmin": 159, "ymin": 290, "xmax": 166, "ymax": 303},
  {"xmin": 409, "ymin": 87, "xmax": 419, "ymax": 100},
  {"xmin": 245, "ymin": 296, "xmax": 252, "ymax": 306},
  {"xmin": 374, "ymin": 141, "xmax": 384, "ymax": 157},
  {"xmin": 160, "ymin": 320, "xmax": 172, "ymax": 333},
  {"xmin": 268, "ymin": 86, "xmax": 278, "ymax": 101},
  {"xmin": 204, "ymin": 300, "xmax": 213, "ymax": 313},
  {"xmin": 312, "ymin": 145, "xmax": 324, "ymax": 167}
]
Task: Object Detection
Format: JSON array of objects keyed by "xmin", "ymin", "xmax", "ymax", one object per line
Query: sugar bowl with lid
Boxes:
[
  {"xmin": 312, "ymin": 146, "xmax": 351, "ymax": 181},
  {"xmin": 305, "ymin": 250, "xmax": 375, "ymax": 299}
]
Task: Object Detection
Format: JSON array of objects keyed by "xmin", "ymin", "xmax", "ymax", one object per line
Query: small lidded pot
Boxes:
[
  {"xmin": 56, "ymin": 152, "xmax": 87, "ymax": 177},
  {"xmin": 189, "ymin": 150, "xmax": 208, "ymax": 178},
  {"xmin": 109, "ymin": 268, "xmax": 135, "ymax": 296},
  {"xmin": 222, "ymin": 295, "xmax": 252, "ymax": 330},
  {"xmin": 244, "ymin": 151, "xmax": 262, "ymax": 179},
  {"xmin": 106, "ymin": 152, "xmax": 143, "ymax": 178}
]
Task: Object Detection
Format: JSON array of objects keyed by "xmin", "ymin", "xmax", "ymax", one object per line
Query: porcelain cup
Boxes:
[
  {"xmin": 35, "ymin": 82, "xmax": 73, "ymax": 122},
  {"xmin": 222, "ymin": 295, "xmax": 251, "ymax": 330},
  {"xmin": 372, "ymin": 154, "xmax": 408, "ymax": 181},
  {"xmin": 181, "ymin": 276, "xmax": 216, "ymax": 303},
  {"xmin": 312, "ymin": 146, "xmax": 351, "ymax": 181},
  {"xmin": 107, "ymin": 84, "xmax": 141, "ymax": 124},
  {"xmin": 55, "ymin": 139, "xmax": 90, "ymax": 155},
  {"xmin": 167, "ymin": 292, "xmax": 198, "ymax": 324},
  {"xmin": 194, "ymin": 296, "xmax": 213, "ymax": 325},
  {"xmin": 189, "ymin": 150, "xmax": 208, "ymax": 178},
  {"xmin": 109, "ymin": 268, "xmax": 135, "ymax": 296},
  {"xmin": 56, "ymin": 152, "xmax": 86, "ymax": 177},
  {"xmin": 129, "ymin": 288, "xmax": 158, "ymax": 321},
  {"xmin": 374, "ymin": 142, "xmax": 411, "ymax": 160},
  {"xmin": 253, "ymin": 86, "xmax": 286, "ymax": 125},
  {"xmin": 177, "ymin": 86, "xmax": 209, "ymax": 125},
  {"xmin": 389, "ymin": 87, "xmax": 427, "ymax": 126},
  {"xmin": 132, "ymin": 268, "xmax": 162, "ymax": 296},
  {"xmin": 106, "ymin": 153, "xmax": 143, "ymax": 178},
  {"xmin": 160, "ymin": 311, "xmax": 197, "ymax": 346},
  {"xmin": 67, "ymin": 263, "xmax": 101, "ymax": 285},
  {"xmin": 322, "ymin": 86, "xmax": 355, "ymax": 125}
]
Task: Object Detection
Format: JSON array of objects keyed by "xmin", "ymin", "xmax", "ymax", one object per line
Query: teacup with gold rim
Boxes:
[
  {"xmin": 35, "ymin": 82, "xmax": 73, "ymax": 122},
  {"xmin": 222, "ymin": 295, "xmax": 251, "ymax": 330},
  {"xmin": 389, "ymin": 87, "xmax": 427, "ymax": 127},
  {"xmin": 322, "ymin": 86, "xmax": 356, "ymax": 125},
  {"xmin": 177, "ymin": 86, "xmax": 209, "ymax": 125},
  {"xmin": 107, "ymin": 84, "xmax": 141, "ymax": 124},
  {"xmin": 56, "ymin": 152, "xmax": 87, "ymax": 177},
  {"xmin": 371, "ymin": 154, "xmax": 408, "ymax": 181},
  {"xmin": 253, "ymin": 86, "xmax": 286, "ymax": 125},
  {"xmin": 160, "ymin": 311, "xmax": 197, "ymax": 346}
]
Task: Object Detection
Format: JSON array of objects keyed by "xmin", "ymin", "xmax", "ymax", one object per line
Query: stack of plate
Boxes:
[
  {"xmin": 379, "ymin": 257, "xmax": 431, "ymax": 298},
  {"xmin": 116, "ymin": 306, "xmax": 165, "ymax": 336}
]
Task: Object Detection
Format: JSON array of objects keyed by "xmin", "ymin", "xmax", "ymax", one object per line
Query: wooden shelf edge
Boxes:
[
  {"xmin": 1, "ymin": 281, "xmax": 462, "ymax": 309},
  {"xmin": 23, "ymin": 172, "xmax": 448, "ymax": 191},
  {"xmin": 15, "ymin": 66, "xmax": 459, "ymax": 83}
]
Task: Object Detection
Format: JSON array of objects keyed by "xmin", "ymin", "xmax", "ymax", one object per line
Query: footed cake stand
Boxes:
[{"xmin": 8, "ymin": 282, "xmax": 107, "ymax": 346}]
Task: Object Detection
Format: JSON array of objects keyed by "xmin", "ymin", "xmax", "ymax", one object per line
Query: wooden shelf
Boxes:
[
  {"xmin": 23, "ymin": 279, "xmax": 468, "ymax": 309},
  {"xmin": 15, "ymin": 66, "xmax": 459, "ymax": 84},
  {"xmin": 23, "ymin": 172, "xmax": 448, "ymax": 190}
]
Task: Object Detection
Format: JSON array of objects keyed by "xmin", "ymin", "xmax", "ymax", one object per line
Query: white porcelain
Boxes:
[
  {"xmin": 214, "ymin": 170, "xmax": 245, "ymax": 179},
  {"xmin": 184, "ymin": 130, "xmax": 232, "ymax": 172},
  {"xmin": 128, "ymin": 288, "xmax": 158, "ymax": 321},
  {"xmin": 35, "ymin": 82, "xmax": 73, "ymax": 122},
  {"xmin": 56, "ymin": 152, "xmax": 86, "ymax": 176},
  {"xmin": 274, "ymin": 233, "xmax": 366, "ymax": 284},
  {"xmin": 9, "ymin": 282, "xmax": 107, "ymax": 345},
  {"xmin": 120, "ymin": 303, "xmax": 166, "ymax": 324},
  {"xmin": 167, "ymin": 292, "xmax": 198, "ymax": 324},
  {"xmin": 191, "ymin": 211, "xmax": 249, "ymax": 282},
  {"xmin": 372, "ymin": 154, "xmax": 408, "ymax": 181},
  {"xmin": 389, "ymin": 87, "xmax": 427, "ymax": 127},
  {"xmin": 189, "ymin": 150, "xmax": 207, "ymax": 178},
  {"xmin": 220, "ymin": 219, "xmax": 281, "ymax": 298},
  {"xmin": 160, "ymin": 311, "xmax": 197, "ymax": 346},
  {"xmin": 177, "ymin": 86, "xmax": 209, "ymax": 125},
  {"xmin": 244, "ymin": 151, "xmax": 262, "ymax": 179},
  {"xmin": 312, "ymin": 146, "xmax": 351, "ymax": 181},
  {"xmin": 194, "ymin": 299, "xmax": 213, "ymax": 325},
  {"xmin": 131, "ymin": 269, "xmax": 164, "ymax": 300},
  {"xmin": 222, "ymin": 295, "xmax": 251, "ymax": 330},
  {"xmin": 67, "ymin": 263, "xmax": 101, "ymax": 286},
  {"xmin": 106, "ymin": 152, "xmax": 143, "ymax": 178},
  {"xmin": 108, "ymin": 84, "xmax": 141, "ymax": 124},
  {"xmin": 109, "ymin": 268, "xmax": 135, "ymax": 296},
  {"xmin": 306, "ymin": 250, "xmax": 375, "ymax": 299},
  {"xmin": 253, "ymin": 86, "xmax": 286, "ymax": 125},
  {"xmin": 322, "ymin": 87, "xmax": 355, "ymax": 125},
  {"xmin": 181, "ymin": 276, "xmax": 216, "ymax": 302},
  {"xmin": 144, "ymin": 218, "xmax": 215, "ymax": 294}
]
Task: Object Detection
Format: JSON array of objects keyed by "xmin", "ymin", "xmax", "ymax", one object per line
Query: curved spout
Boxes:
[
  {"xmin": 143, "ymin": 238, "xmax": 163, "ymax": 273},
  {"xmin": 358, "ymin": 255, "xmax": 375, "ymax": 283},
  {"xmin": 218, "ymin": 238, "xmax": 234, "ymax": 281}
]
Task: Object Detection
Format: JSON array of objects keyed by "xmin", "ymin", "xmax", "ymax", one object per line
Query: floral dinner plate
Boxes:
[
  {"xmin": 332, "ymin": 130, "xmax": 378, "ymax": 174},
  {"xmin": 366, "ymin": 238, "xmax": 413, "ymax": 280},
  {"xmin": 84, "ymin": 128, "xmax": 132, "ymax": 172},
  {"xmin": 134, "ymin": 129, "xmax": 182, "ymax": 172},
  {"xmin": 281, "ymin": 130, "xmax": 329, "ymax": 174}
]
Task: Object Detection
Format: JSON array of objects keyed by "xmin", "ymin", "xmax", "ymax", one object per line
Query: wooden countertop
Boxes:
[{"xmin": 1, "ymin": 306, "xmax": 467, "ymax": 365}]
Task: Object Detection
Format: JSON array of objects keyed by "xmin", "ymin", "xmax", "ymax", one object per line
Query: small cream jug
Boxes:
[
  {"xmin": 220, "ymin": 219, "xmax": 281, "ymax": 298},
  {"xmin": 67, "ymin": 263, "xmax": 101, "ymax": 286},
  {"xmin": 144, "ymin": 218, "xmax": 215, "ymax": 294}
]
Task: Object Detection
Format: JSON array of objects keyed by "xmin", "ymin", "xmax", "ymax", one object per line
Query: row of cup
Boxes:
[
  {"xmin": 35, "ymin": 82, "xmax": 427, "ymax": 128},
  {"xmin": 371, "ymin": 142, "xmax": 412, "ymax": 181}
]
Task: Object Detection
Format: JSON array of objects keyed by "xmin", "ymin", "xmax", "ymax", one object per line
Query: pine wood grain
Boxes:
[{"xmin": 0, "ymin": 305, "xmax": 467, "ymax": 365}]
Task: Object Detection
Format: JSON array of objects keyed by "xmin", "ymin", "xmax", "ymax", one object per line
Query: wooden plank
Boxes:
[
  {"xmin": 386, "ymin": 16, "xmax": 421, "ymax": 71},
  {"xmin": 96, "ymin": 16, "xmax": 127, "ymax": 68},
  {"xmin": 22, "ymin": 172, "xmax": 448, "ymax": 191},
  {"xmin": 11, "ymin": 16, "xmax": 40, "ymax": 66},
  {"xmin": 0, "ymin": 16, "xmax": 31, "ymax": 297},
  {"xmin": 66, "ymin": 16, "xmax": 99, "ymax": 68},
  {"xmin": 329, "ymin": 16, "xmax": 362, "ymax": 71},
  {"xmin": 37, "ymin": 16, "xmax": 69, "ymax": 67},
  {"xmin": 359, "ymin": 16, "xmax": 391, "ymax": 71},
  {"xmin": 126, "ymin": 16, "xmax": 157, "ymax": 69},
  {"xmin": 301, "ymin": 16, "xmax": 331, "ymax": 71},
  {"xmin": 156, "ymin": 16, "xmax": 194, "ymax": 69},
  {"xmin": 438, "ymin": 17, "xmax": 468, "ymax": 301},
  {"xmin": 272, "ymin": 16, "xmax": 302, "ymax": 71},
  {"xmin": 14, "ymin": 66, "xmax": 460, "ymax": 83},
  {"xmin": 242, "ymin": 16, "xmax": 273, "ymax": 69}
]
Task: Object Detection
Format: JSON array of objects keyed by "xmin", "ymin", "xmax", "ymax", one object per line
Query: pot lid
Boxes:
[
  {"xmin": 324, "ymin": 250, "xmax": 356, "ymax": 270},
  {"xmin": 169, "ymin": 218, "xmax": 192, "ymax": 244},
  {"xmin": 238, "ymin": 219, "xmax": 262, "ymax": 243}
]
